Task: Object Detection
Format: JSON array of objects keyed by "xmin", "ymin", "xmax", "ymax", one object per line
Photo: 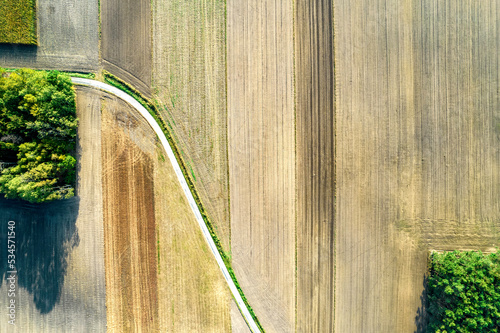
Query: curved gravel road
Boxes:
[{"xmin": 72, "ymin": 77, "xmax": 260, "ymax": 333}]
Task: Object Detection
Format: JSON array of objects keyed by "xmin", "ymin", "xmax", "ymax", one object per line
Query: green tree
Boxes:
[
  {"xmin": 0, "ymin": 68, "xmax": 78, "ymax": 203},
  {"xmin": 427, "ymin": 250, "xmax": 500, "ymax": 333}
]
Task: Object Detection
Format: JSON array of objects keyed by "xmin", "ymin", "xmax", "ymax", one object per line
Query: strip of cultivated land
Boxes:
[
  {"xmin": 155, "ymin": 146, "xmax": 231, "ymax": 332},
  {"xmin": 335, "ymin": 1, "xmax": 500, "ymax": 331},
  {"xmin": 227, "ymin": 0, "xmax": 296, "ymax": 331},
  {"xmin": 152, "ymin": 0, "xmax": 230, "ymax": 251},
  {"xmin": 0, "ymin": 86, "xmax": 106, "ymax": 332},
  {"xmin": 101, "ymin": 92, "xmax": 159, "ymax": 332},
  {"xmin": 295, "ymin": 0, "xmax": 336, "ymax": 331},
  {"xmin": 101, "ymin": 0, "xmax": 152, "ymax": 96},
  {"xmin": 0, "ymin": 0, "xmax": 98, "ymax": 71}
]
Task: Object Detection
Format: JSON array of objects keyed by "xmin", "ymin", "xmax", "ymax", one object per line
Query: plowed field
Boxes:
[
  {"xmin": 335, "ymin": 1, "xmax": 500, "ymax": 331},
  {"xmin": 152, "ymin": 0, "xmax": 230, "ymax": 250},
  {"xmin": 101, "ymin": 94, "xmax": 159, "ymax": 332},
  {"xmin": 227, "ymin": 0, "xmax": 296, "ymax": 331},
  {"xmin": 101, "ymin": 0, "xmax": 152, "ymax": 96}
]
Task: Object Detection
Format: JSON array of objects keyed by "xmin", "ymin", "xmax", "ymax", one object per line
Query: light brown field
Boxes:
[
  {"xmin": 155, "ymin": 145, "xmax": 231, "ymax": 333},
  {"xmin": 335, "ymin": 0, "xmax": 500, "ymax": 331},
  {"xmin": 101, "ymin": 95, "xmax": 159, "ymax": 332},
  {"xmin": 227, "ymin": 0, "xmax": 296, "ymax": 331},
  {"xmin": 151, "ymin": 0, "xmax": 230, "ymax": 250},
  {"xmin": 295, "ymin": 0, "xmax": 336, "ymax": 331},
  {"xmin": 101, "ymin": 0, "xmax": 152, "ymax": 96}
]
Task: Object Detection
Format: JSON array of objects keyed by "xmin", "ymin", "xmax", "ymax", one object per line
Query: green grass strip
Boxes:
[
  {"xmin": 102, "ymin": 71, "xmax": 265, "ymax": 332},
  {"xmin": 0, "ymin": 0, "xmax": 37, "ymax": 45}
]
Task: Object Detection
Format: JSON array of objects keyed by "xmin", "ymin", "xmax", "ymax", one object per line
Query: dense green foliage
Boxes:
[
  {"xmin": 0, "ymin": 68, "xmax": 78, "ymax": 203},
  {"xmin": 0, "ymin": 0, "xmax": 37, "ymax": 45},
  {"xmin": 427, "ymin": 250, "xmax": 500, "ymax": 333}
]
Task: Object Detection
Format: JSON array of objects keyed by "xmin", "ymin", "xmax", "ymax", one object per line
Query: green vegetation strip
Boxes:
[
  {"xmin": 102, "ymin": 71, "xmax": 264, "ymax": 332},
  {"xmin": 427, "ymin": 250, "xmax": 500, "ymax": 333},
  {"xmin": 0, "ymin": 0, "xmax": 37, "ymax": 45}
]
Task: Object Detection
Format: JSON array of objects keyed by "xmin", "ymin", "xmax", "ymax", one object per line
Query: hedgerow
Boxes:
[{"xmin": 427, "ymin": 250, "xmax": 500, "ymax": 333}]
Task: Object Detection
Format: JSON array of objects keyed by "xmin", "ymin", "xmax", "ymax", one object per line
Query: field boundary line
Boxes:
[{"xmin": 71, "ymin": 77, "xmax": 262, "ymax": 333}]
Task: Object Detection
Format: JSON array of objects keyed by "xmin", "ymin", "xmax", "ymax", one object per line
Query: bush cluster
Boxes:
[
  {"xmin": 427, "ymin": 250, "xmax": 500, "ymax": 333},
  {"xmin": 0, "ymin": 68, "xmax": 78, "ymax": 203}
]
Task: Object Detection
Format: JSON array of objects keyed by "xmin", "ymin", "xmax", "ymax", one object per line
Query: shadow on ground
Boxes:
[
  {"xmin": 0, "ymin": 196, "xmax": 79, "ymax": 314},
  {"xmin": 415, "ymin": 274, "xmax": 429, "ymax": 333}
]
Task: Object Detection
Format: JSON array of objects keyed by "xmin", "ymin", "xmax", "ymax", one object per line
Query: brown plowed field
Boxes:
[
  {"xmin": 295, "ymin": 0, "xmax": 336, "ymax": 331},
  {"xmin": 152, "ymin": 0, "xmax": 230, "ymax": 250},
  {"xmin": 335, "ymin": 0, "xmax": 500, "ymax": 331},
  {"xmin": 227, "ymin": 0, "xmax": 296, "ymax": 331},
  {"xmin": 154, "ymin": 146, "xmax": 231, "ymax": 333},
  {"xmin": 101, "ymin": 95, "xmax": 159, "ymax": 332},
  {"xmin": 101, "ymin": 0, "xmax": 152, "ymax": 96}
]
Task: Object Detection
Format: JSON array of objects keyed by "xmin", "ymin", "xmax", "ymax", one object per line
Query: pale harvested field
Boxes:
[
  {"xmin": 152, "ymin": 0, "xmax": 230, "ymax": 250},
  {"xmin": 295, "ymin": 0, "xmax": 335, "ymax": 331},
  {"xmin": 0, "ymin": 87, "xmax": 106, "ymax": 332},
  {"xmin": 101, "ymin": 95, "xmax": 159, "ymax": 332},
  {"xmin": 155, "ymin": 145, "xmax": 231, "ymax": 333},
  {"xmin": 101, "ymin": 0, "xmax": 152, "ymax": 96},
  {"xmin": 335, "ymin": 1, "xmax": 500, "ymax": 331},
  {"xmin": 0, "ymin": 0, "xmax": 98, "ymax": 72},
  {"xmin": 227, "ymin": 0, "xmax": 296, "ymax": 331}
]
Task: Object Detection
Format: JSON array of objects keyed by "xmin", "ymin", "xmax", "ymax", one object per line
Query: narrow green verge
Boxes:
[{"xmin": 102, "ymin": 71, "xmax": 265, "ymax": 332}]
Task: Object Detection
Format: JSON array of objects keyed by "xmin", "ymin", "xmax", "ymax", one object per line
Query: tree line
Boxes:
[{"xmin": 0, "ymin": 68, "xmax": 78, "ymax": 203}]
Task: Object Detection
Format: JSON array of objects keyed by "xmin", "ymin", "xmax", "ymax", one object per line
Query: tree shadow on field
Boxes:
[
  {"xmin": 0, "ymin": 196, "xmax": 80, "ymax": 314},
  {"xmin": 414, "ymin": 274, "xmax": 429, "ymax": 333},
  {"xmin": 0, "ymin": 44, "xmax": 38, "ymax": 62}
]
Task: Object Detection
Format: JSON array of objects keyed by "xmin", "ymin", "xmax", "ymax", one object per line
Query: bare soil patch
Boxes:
[
  {"xmin": 295, "ymin": 0, "xmax": 336, "ymax": 331},
  {"xmin": 227, "ymin": 0, "xmax": 296, "ymax": 331},
  {"xmin": 101, "ymin": 0, "xmax": 152, "ymax": 96},
  {"xmin": 335, "ymin": 1, "xmax": 500, "ymax": 331},
  {"xmin": 101, "ymin": 95, "xmax": 158, "ymax": 332},
  {"xmin": 152, "ymin": 0, "xmax": 230, "ymax": 250}
]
